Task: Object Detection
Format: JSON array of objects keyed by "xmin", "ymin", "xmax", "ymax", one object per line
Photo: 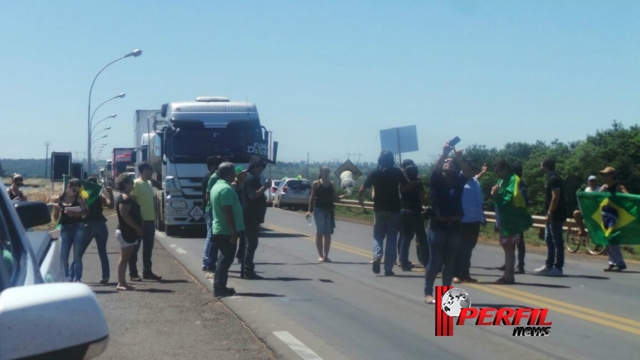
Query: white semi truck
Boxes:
[{"xmin": 133, "ymin": 97, "xmax": 274, "ymax": 236}]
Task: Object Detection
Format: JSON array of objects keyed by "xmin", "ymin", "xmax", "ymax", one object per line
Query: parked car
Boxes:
[
  {"xmin": 265, "ymin": 180, "xmax": 282, "ymax": 206},
  {"xmin": 0, "ymin": 183, "xmax": 109, "ymax": 360},
  {"xmin": 274, "ymin": 178, "xmax": 312, "ymax": 210}
]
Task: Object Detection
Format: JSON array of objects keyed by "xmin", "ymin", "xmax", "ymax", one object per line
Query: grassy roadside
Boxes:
[{"xmin": 331, "ymin": 205, "xmax": 640, "ymax": 262}]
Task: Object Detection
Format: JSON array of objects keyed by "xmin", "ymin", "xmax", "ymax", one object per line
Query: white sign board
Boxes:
[{"xmin": 380, "ymin": 125, "xmax": 419, "ymax": 154}]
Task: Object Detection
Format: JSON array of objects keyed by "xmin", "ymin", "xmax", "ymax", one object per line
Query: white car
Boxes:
[
  {"xmin": 0, "ymin": 183, "xmax": 109, "ymax": 360},
  {"xmin": 265, "ymin": 180, "xmax": 281, "ymax": 206},
  {"xmin": 274, "ymin": 178, "xmax": 312, "ymax": 210}
]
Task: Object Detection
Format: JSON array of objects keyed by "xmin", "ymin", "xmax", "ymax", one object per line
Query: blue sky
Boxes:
[{"xmin": 1, "ymin": 0, "xmax": 639, "ymax": 164}]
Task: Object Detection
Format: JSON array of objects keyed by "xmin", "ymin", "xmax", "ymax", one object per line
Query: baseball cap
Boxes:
[
  {"xmin": 599, "ymin": 167, "xmax": 616, "ymax": 175},
  {"xmin": 587, "ymin": 175, "xmax": 597, "ymax": 181},
  {"xmin": 235, "ymin": 166, "xmax": 244, "ymax": 174},
  {"xmin": 401, "ymin": 159, "xmax": 415, "ymax": 168}
]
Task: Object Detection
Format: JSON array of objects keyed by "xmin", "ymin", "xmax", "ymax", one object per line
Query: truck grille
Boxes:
[{"xmin": 177, "ymin": 177, "xmax": 204, "ymax": 200}]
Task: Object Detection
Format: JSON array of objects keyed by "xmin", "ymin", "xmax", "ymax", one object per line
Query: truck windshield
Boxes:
[
  {"xmin": 115, "ymin": 162, "xmax": 130, "ymax": 173},
  {"xmin": 168, "ymin": 127, "xmax": 265, "ymax": 163}
]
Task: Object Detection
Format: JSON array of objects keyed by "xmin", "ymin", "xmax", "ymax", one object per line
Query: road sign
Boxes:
[{"xmin": 334, "ymin": 159, "xmax": 362, "ymax": 180}]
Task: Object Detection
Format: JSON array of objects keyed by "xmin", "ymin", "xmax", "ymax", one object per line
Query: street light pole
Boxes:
[
  {"xmin": 87, "ymin": 49, "xmax": 142, "ymax": 175},
  {"xmin": 44, "ymin": 141, "xmax": 50, "ymax": 179},
  {"xmin": 91, "ymin": 114, "xmax": 117, "ymax": 134},
  {"xmin": 91, "ymin": 135, "xmax": 108, "ymax": 148}
]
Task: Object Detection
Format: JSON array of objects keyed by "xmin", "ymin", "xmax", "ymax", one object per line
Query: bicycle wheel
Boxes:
[
  {"xmin": 565, "ymin": 227, "xmax": 581, "ymax": 253},
  {"xmin": 585, "ymin": 236, "xmax": 607, "ymax": 255}
]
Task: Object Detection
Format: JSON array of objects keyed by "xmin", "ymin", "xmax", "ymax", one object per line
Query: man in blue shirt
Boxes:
[{"xmin": 453, "ymin": 164, "xmax": 487, "ymax": 283}]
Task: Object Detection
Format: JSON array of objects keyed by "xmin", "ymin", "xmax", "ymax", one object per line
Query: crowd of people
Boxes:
[
  {"xmin": 351, "ymin": 141, "xmax": 629, "ymax": 305},
  {"xmin": 7, "ymin": 143, "xmax": 630, "ymax": 299}
]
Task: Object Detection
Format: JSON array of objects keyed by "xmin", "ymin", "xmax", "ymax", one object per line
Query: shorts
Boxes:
[
  {"xmin": 499, "ymin": 233, "xmax": 522, "ymax": 246},
  {"xmin": 314, "ymin": 207, "xmax": 334, "ymax": 235},
  {"xmin": 115, "ymin": 229, "xmax": 138, "ymax": 248}
]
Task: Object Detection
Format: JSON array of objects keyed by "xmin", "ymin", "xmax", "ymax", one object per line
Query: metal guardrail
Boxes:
[{"xmin": 336, "ymin": 200, "xmax": 577, "ymax": 231}]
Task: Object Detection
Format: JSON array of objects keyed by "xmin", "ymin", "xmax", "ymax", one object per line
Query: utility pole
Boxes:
[
  {"xmin": 44, "ymin": 141, "xmax": 50, "ymax": 179},
  {"xmin": 306, "ymin": 152, "xmax": 309, "ymax": 179}
]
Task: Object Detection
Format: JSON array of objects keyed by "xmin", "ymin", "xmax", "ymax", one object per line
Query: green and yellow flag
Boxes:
[
  {"xmin": 577, "ymin": 192, "xmax": 640, "ymax": 245},
  {"xmin": 495, "ymin": 174, "xmax": 533, "ymax": 236},
  {"xmin": 56, "ymin": 175, "xmax": 102, "ymax": 230}
]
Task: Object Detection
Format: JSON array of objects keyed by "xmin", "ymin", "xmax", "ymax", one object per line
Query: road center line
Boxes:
[
  {"xmin": 170, "ymin": 244, "xmax": 177, "ymax": 248},
  {"xmin": 273, "ymin": 331, "xmax": 323, "ymax": 360},
  {"xmin": 263, "ymin": 222, "xmax": 640, "ymax": 336},
  {"xmin": 176, "ymin": 247, "xmax": 187, "ymax": 254}
]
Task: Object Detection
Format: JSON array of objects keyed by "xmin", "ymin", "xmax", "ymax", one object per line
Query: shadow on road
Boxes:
[
  {"xmin": 476, "ymin": 281, "xmax": 571, "ymax": 289},
  {"xmin": 159, "ymin": 279, "xmax": 191, "ymax": 284},
  {"xmin": 235, "ymin": 293, "xmax": 285, "ymax": 298},
  {"xmin": 92, "ymin": 290, "xmax": 117, "ymax": 295},
  {"xmin": 257, "ymin": 276, "xmax": 312, "ymax": 282},
  {"xmin": 391, "ymin": 274, "xmax": 424, "ymax": 278},
  {"xmin": 136, "ymin": 288, "xmax": 175, "ymax": 293},
  {"xmin": 560, "ymin": 274, "xmax": 609, "ymax": 280},
  {"xmin": 260, "ymin": 232, "xmax": 301, "ymax": 238}
]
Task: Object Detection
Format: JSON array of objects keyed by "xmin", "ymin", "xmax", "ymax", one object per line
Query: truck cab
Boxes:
[{"xmin": 144, "ymin": 96, "xmax": 273, "ymax": 236}]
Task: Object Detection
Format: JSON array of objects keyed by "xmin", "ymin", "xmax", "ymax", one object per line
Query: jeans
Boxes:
[
  {"xmin": 424, "ymin": 220, "xmax": 462, "ymax": 296},
  {"xmin": 454, "ymin": 222, "xmax": 480, "ymax": 279},
  {"xmin": 373, "ymin": 211, "xmax": 401, "ymax": 272},
  {"xmin": 60, "ymin": 222, "xmax": 87, "ymax": 281},
  {"xmin": 517, "ymin": 233, "xmax": 526, "ymax": 267},
  {"xmin": 607, "ymin": 244, "xmax": 625, "ymax": 266},
  {"xmin": 243, "ymin": 223, "xmax": 260, "ymax": 274},
  {"xmin": 71, "ymin": 221, "xmax": 109, "ymax": 280},
  {"xmin": 202, "ymin": 212, "xmax": 219, "ymax": 270},
  {"xmin": 129, "ymin": 221, "xmax": 156, "ymax": 276},
  {"xmin": 545, "ymin": 221, "xmax": 564, "ymax": 270},
  {"xmin": 400, "ymin": 210, "xmax": 427, "ymax": 268},
  {"xmin": 213, "ymin": 233, "xmax": 239, "ymax": 289}
]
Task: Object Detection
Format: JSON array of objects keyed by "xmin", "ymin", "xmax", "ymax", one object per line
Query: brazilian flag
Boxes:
[
  {"xmin": 577, "ymin": 192, "xmax": 640, "ymax": 245},
  {"xmin": 494, "ymin": 174, "xmax": 533, "ymax": 236},
  {"xmin": 55, "ymin": 175, "xmax": 103, "ymax": 230}
]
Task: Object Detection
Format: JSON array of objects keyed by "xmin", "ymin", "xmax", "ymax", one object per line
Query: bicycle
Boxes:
[{"xmin": 564, "ymin": 225, "xmax": 607, "ymax": 255}]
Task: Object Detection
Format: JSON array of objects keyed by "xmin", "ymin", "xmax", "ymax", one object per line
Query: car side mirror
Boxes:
[
  {"xmin": 14, "ymin": 201, "xmax": 52, "ymax": 229},
  {"xmin": 0, "ymin": 283, "xmax": 109, "ymax": 359}
]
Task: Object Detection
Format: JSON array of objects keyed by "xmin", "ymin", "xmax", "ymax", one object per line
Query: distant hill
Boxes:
[{"xmin": 0, "ymin": 159, "xmax": 107, "ymax": 179}]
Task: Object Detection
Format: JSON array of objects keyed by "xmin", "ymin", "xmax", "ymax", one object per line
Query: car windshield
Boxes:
[
  {"xmin": 286, "ymin": 180, "xmax": 310, "ymax": 191},
  {"xmin": 168, "ymin": 127, "xmax": 264, "ymax": 164}
]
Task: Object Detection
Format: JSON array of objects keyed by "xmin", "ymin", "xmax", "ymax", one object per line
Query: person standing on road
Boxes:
[
  {"xmin": 424, "ymin": 142, "xmax": 473, "ymax": 304},
  {"xmin": 129, "ymin": 162, "xmax": 162, "ymax": 282},
  {"xmin": 7, "ymin": 174, "xmax": 27, "ymax": 201},
  {"xmin": 491, "ymin": 160, "xmax": 532, "ymax": 284},
  {"xmin": 241, "ymin": 159, "xmax": 271, "ymax": 280},
  {"xmin": 306, "ymin": 165, "xmax": 346, "ymax": 263},
  {"xmin": 114, "ymin": 174, "xmax": 143, "ymax": 291},
  {"xmin": 397, "ymin": 159, "xmax": 415, "ymax": 265},
  {"xmin": 453, "ymin": 163, "xmax": 487, "ymax": 283},
  {"xmin": 597, "ymin": 167, "xmax": 628, "ymax": 272},
  {"xmin": 398, "ymin": 165, "xmax": 427, "ymax": 272},
  {"xmin": 497, "ymin": 162, "xmax": 529, "ymax": 274},
  {"xmin": 211, "ymin": 162, "xmax": 245, "ymax": 298},
  {"xmin": 232, "ymin": 167, "xmax": 248, "ymax": 273},
  {"xmin": 358, "ymin": 150, "xmax": 410, "ymax": 276},
  {"xmin": 201, "ymin": 156, "xmax": 227, "ymax": 277},
  {"xmin": 572, "ymin": 175, "xmax": 601, "ymax": 236},
  {"xmin": 71, "ymin": 176, "xmax": 113, "ymax": 284},
  {"xmin": 535, "ymin": 158, "xmax": 568, "ymax": 277},
  {"xmin": 53, "ymin": 178, "xmax": 89, "ymax": 282}
]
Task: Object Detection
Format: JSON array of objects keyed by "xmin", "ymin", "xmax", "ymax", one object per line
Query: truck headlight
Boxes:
[
  {"xmin": 165, "ymin": 176, "xmax": 177, "ymax": 190},
  {"xmin": 171, "ymin": 200, "xmax": 187, "ymax": 209}
]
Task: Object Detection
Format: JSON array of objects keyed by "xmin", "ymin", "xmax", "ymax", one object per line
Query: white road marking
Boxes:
[
  {"xmin": 176, "ymin": 247, "xmax": 187, "ymax": 254},
  {"xmin": 170, "ymin": 244, "xmax": 177, "ymax": 248},
  {"xmin": 273, "ymin": 331, "xmax": 322, "ymax": 360}
]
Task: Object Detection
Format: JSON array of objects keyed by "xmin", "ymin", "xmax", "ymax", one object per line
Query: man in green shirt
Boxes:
[
  {"xmin": 211, "ymin": 162, "xmax": 245, "ymax": 298},
  {"xmin": 129, "ymin": 162, "xmax": 162, "ymax": 281},
  {"xmin": 202, "ymin": 156, "xmax": 227, "ymax": 275}
]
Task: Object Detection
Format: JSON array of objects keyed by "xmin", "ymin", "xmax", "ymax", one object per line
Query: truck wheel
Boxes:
[
  {"xmin": 165, "ymin": 225, "xmax": 178, "ymax": 237},
  {"xmin": 155, "ymin": 201, "xmax": 165, "ymax": 232}
]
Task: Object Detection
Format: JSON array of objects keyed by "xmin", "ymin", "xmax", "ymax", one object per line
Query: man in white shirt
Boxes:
[{"xmin": 573, "ymin": 175, "xmax": 600, "ymax": 236}]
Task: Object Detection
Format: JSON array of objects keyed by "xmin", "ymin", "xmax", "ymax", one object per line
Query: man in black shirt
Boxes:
[
  {"xmin": 424, "ymin": 142, "xmax": 473, "ymax": 304},
  {"xmin": 241, "ymin": 159, "xmax": 271, "ymax": 280},
  {"xmin": 535, "ymin": 158, "xmax": 567, "ymax": 277},
  {"xmin": 358, "ymin": 151, "xmax": 409, "ymax": 276}
]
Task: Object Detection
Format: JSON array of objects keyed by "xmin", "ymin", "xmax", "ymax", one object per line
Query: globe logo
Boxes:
[
  {"xmin": 441, "ymin": 288, "xmax": 471, "ymax": 317},
  {"xmin": 601, "ymin": 205, "xmax": 618, "ymax": 230}
]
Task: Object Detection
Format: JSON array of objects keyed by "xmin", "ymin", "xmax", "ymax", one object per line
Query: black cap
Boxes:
[{"xmin": 401, "ymin": 159, "xmax": 415, "ymax": 168}]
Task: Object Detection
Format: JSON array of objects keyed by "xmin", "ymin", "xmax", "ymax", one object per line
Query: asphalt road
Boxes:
[{"xmin": 157, "ymin": 208, "xmax": 640, "ymax": 360}]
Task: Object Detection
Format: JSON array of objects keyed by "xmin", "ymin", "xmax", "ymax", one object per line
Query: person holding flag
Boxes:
[
  {"xmin": 491, "ymin": 160, "xmax": 533, "ymax": 284},
  {"xmin": 577, "ymin": 167, "xmax": 629, "ymax": 272}
]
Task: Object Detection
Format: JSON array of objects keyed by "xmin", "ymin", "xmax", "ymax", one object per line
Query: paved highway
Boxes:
[{"xmin": 156, "ymin": 208, "xmax": 640, "ymax": 360}]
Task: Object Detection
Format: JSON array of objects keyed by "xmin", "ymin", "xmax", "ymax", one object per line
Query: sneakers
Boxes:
[
  {"xmin": 214, "ymin": 286, "xmax": 236, "ymax": 298},
  {"xmin": 604, "ymin": 264, "xmax": 627, "ymax": 272},
  {"xmin": 535, "ymin": 266, "xmax": 563, "ymax": 276},
  {"xmin": 244, "ymin": 272, "xmax": 263, "ymax": 280},
  {"xmin": 372, "ymin": 259, "xmax": 381, "ymax": 274},
  {"xmin": 515, "ymin": 265, "xmax": 525, "ymax": 274},
  {"xmin": 143, "ymin": 272, "xmax": 162, "ymax": 280},
  {"xmin": 384, "ymin": 271, "xmax": 395, "ymax": 276}
]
